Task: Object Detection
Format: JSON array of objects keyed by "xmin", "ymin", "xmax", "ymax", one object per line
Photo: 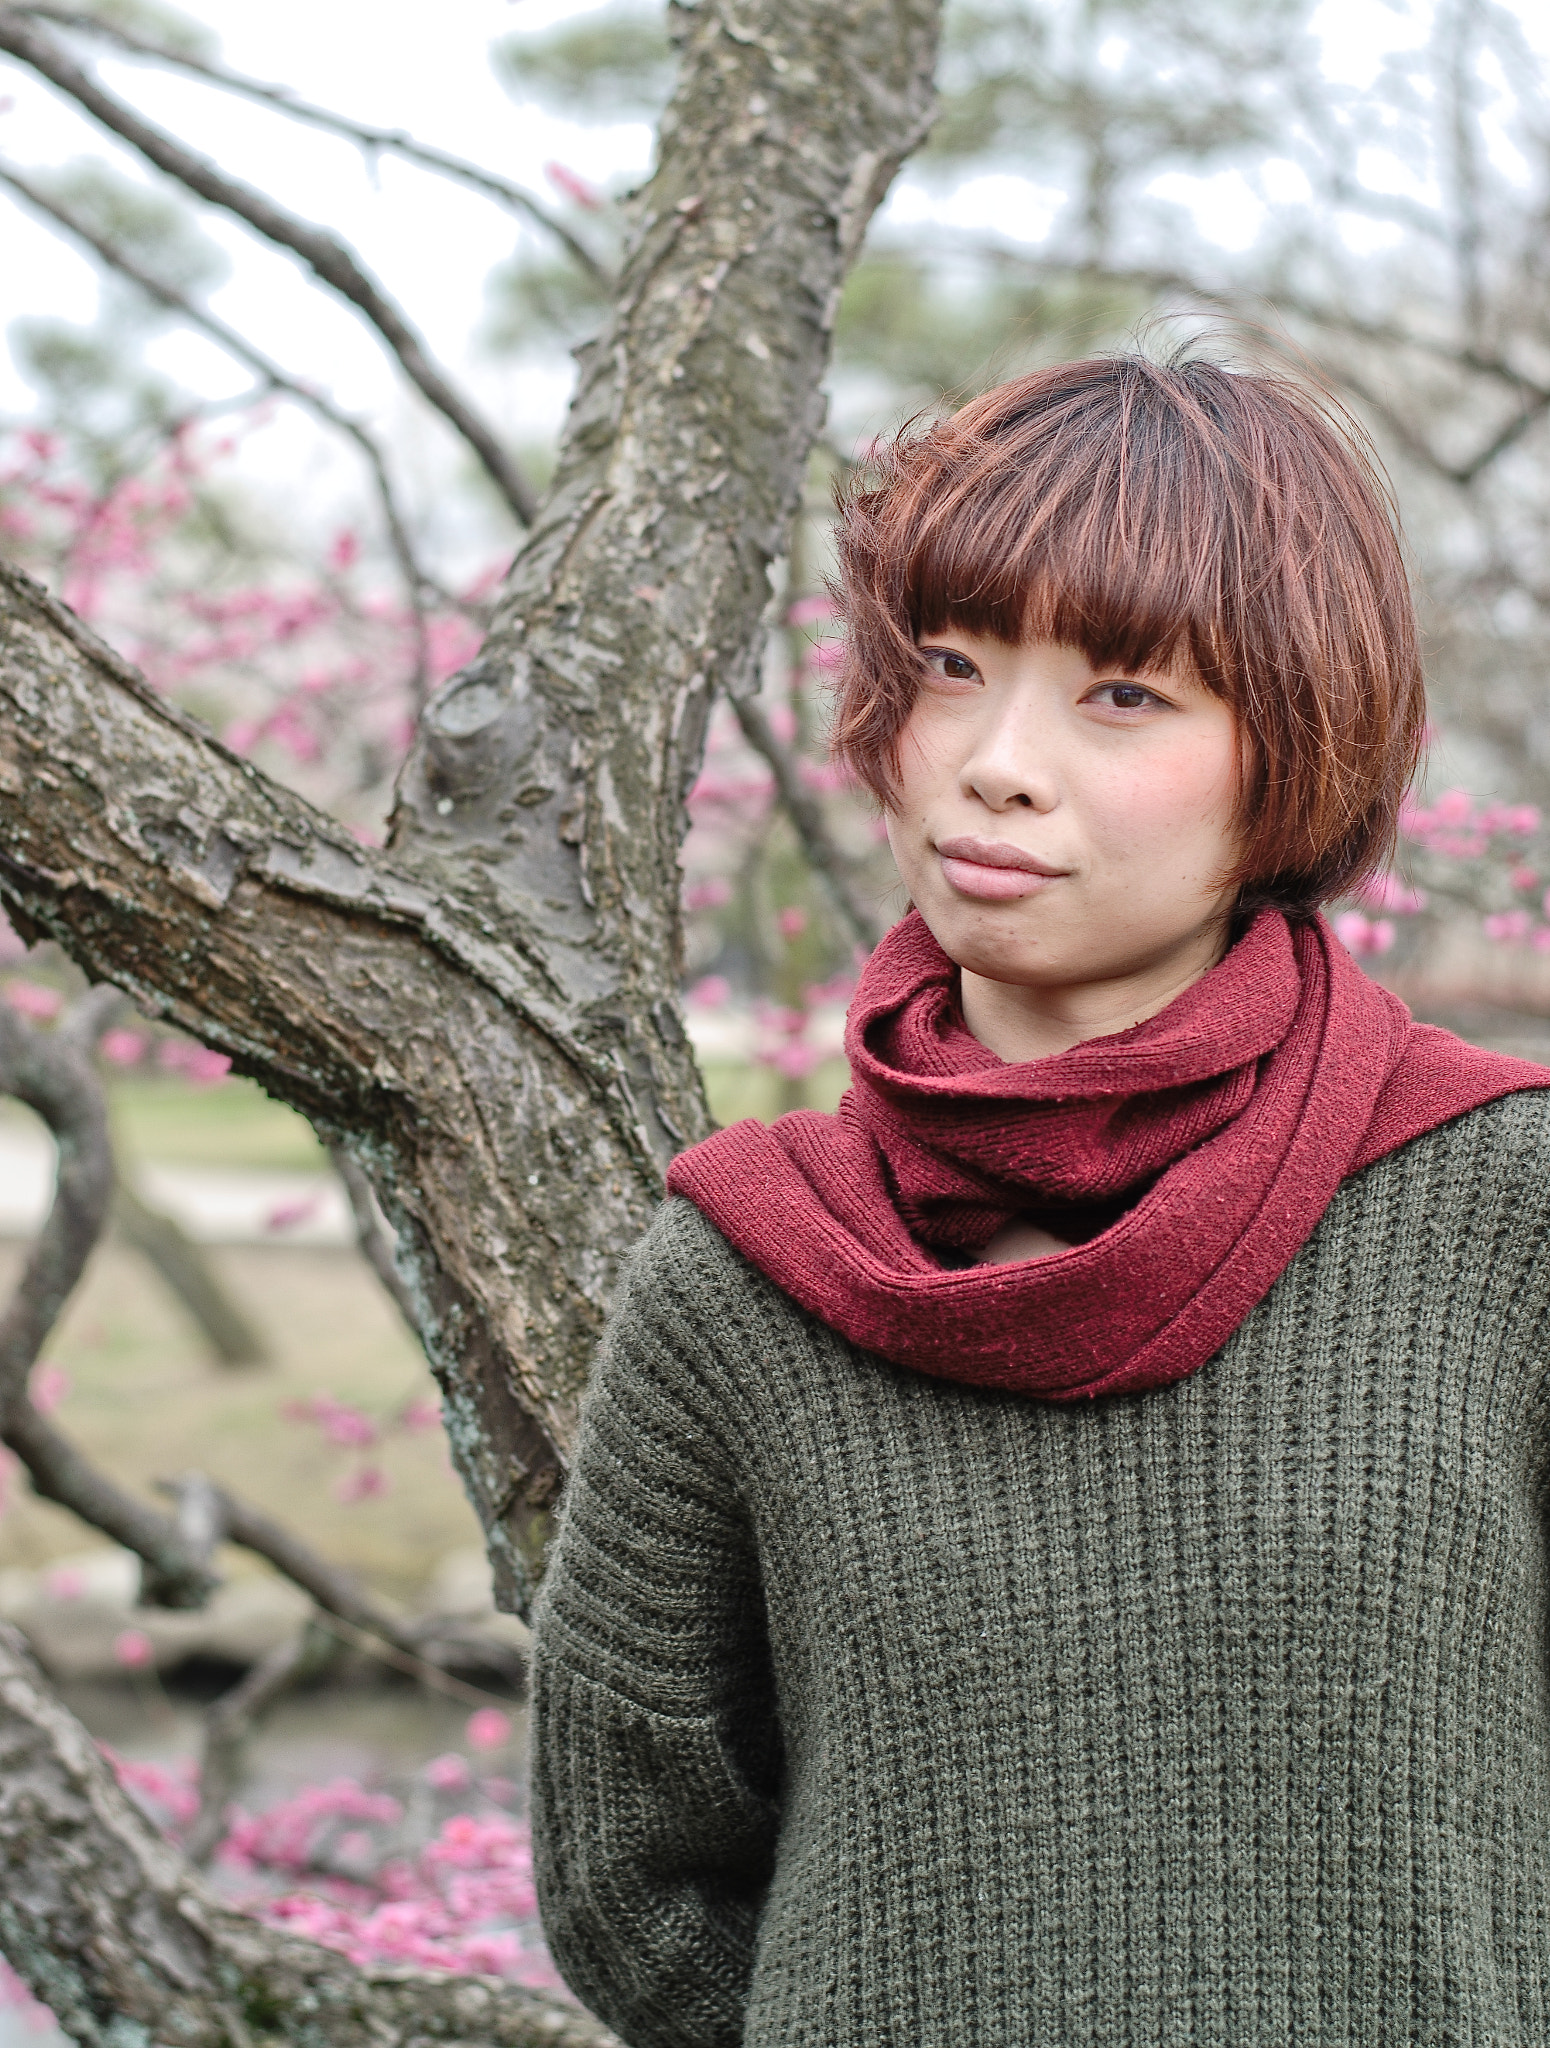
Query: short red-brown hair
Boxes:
[{"xmin": 830, "ymin": 354, "xmax": 1425, "ymax": 911}]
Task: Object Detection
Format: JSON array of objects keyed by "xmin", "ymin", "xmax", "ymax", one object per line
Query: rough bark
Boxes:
[
  {"xmin": 0, "ymin": 1623, "xmax": 617, "ymax": 2048},
  {"xmin": 0, "ymin": 0, "xmax": 940, "ymax": 1615}
]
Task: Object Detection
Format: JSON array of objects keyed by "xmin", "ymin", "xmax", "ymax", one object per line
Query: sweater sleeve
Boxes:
[{"xmin": 529, "ymin": 1201, "xmax": 781, "ymax": 2048}]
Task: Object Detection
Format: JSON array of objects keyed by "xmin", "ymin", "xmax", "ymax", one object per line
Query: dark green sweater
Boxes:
[{"xmin": 531, "ymin": 1092, "xmax": 1550, "ymax": 2046}]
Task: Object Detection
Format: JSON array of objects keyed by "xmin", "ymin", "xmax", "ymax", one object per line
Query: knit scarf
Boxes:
[{"xmin": 666, "ymin": 908, "xmax": 1550, "ymax": 1400}]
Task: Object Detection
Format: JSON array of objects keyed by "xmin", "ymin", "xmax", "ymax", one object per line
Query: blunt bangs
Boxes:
[{"xmin": 831, "ymin": 354, "xmax": 1426, "ymax": 912}]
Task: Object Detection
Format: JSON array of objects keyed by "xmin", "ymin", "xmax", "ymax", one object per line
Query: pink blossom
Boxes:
[
  {"xmin": 687, "ymin": 974, "xmax": 731, "ymax": 1010},
  {"xmin": 46, "ymin": 1565, "xmax": 86, "ymax": 1600},
  {"xmin": 464, "ymin": 1708, "xmax": 511, "ymax": 1752},
  {"xmin": 329, "ymin": 529, "xmax": 360, "ymax": 571},
  {"xmin": 1332, "ymin": 911, "xmax": 1396, "ymax": 957},
  {"xmin": 0, "ymin": 1956, "xmax": 57, "ymax": 2032},
  {"xmin": 101, "ymin": 1747, "xmax": 199, "ymax": 1828},
  {"xmin": 1512, "ymin": 866, "xmax": 1542, "ymax": 891},
  {"xmin": 805, "ymin": 971, "xmax": 858, "ymax": 1008},
  {"xmin": 100, "ymin": 1027, "xmax": 149, "ymax": 1065},
  {"xmin": 1352, "ymin": 873, "xmax": 1427, "ymax": 915},
  {"xmin": 1484, "ymin": 910, "xmax": 1534, "ymax": 943},
  {"xmin": 399, "ymin": 1396, "xmax": 441, "ymax": 1433},
  {"xmin": 31, "ymin": 1363, "xmax": 69, "ymax": 1414},
  {"xmin": 301, "ymin": 1395, "xmax": 379, "ymax": 1447},
  {"xmin": 264, "ymin": 1193, "xmax": 323, "ymax": 1234},
  {"xmin": 157, "ymin": 1039, "xmax": 232, "ymax": 1085},
  {"xmin": 684, "ymin": 876, "xmax": 733, "ymax": 911},
  {"xmin": 805, "ymin": 638, "xmax": 846, "ymax": 671},
  {"xmin": 544, "ymin": 160, "xmax": 603, "ymax": 210},
  {"xmin": 776, "ymin": 906, "xmax": 808, "ymax": 940},
  {"xmin": 788, "ymin": 595, "xmax": 836, "ymax": 626},
  {"xmin": 335, "ymin": 1465, "xmax": 389, "ymax": 1505},
  {"xmin": 425, "ymin": 1753, "xmax": 472, "ymax": 1791},
  {"xmin": 113, "ymin": 1629, "xmax": 154, "ymax": 1671},
  {"xmin": 763, "ymin": 1041, "xmax": 825, "ymax": 1079},
  {"xmin": 3, "ymin": 979, "xmax": 61, "ymax": 1020}
]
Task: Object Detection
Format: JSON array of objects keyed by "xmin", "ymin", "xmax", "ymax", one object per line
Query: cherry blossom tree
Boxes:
[{"xmin": 0, "ymin": 1, "xmax": 941, "ymax": 2040}]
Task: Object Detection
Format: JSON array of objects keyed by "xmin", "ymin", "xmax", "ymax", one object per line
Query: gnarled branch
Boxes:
[
  {"xmin": 0, "ymin": 0, "xmax": 942, "ymax": 1613},
  {"xmin": 0, "ymin": 987, "xmax": 219, "ymax": 1607}
]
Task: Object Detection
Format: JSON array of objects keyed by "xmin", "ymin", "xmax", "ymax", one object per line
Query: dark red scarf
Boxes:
[{"xmin": 667, "ymin": 909, "xmax": 1550, "ymax": 1400}]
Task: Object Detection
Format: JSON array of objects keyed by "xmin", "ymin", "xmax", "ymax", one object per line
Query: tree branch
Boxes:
[
  {"xmin": 0, "ymin": 988, "xmax": 219, "ymax": 1607},
  {"xmin": 0, "ymin": 8, "xmax": 537, "ymax": 526},
  {"xmin": 0, "ymin": 154, "xmax": 439, "ymax": 693},
  {"xmin": 0, "ymin": 1622, "xmax": 617, "ymax": 2048},
  {"xmin": 185, "ymin": 1618, "xmax": 320, "ymax": 1867},
  {"xmin": 732, "ymin": 692, "xmax": 882, "ymax": 950},
  {"xmin": 327, "ymin": 1139, "xmax": 422, "ymax": 1339},
  {"xmin": 113, "ymin": 1181, "xmax": 269, "ymax": 1367},
  {"xmin": 0, "ymin": 0, "xmax": 942, "ymax": 1616},
  {"xmin": 16, "ymin": 0, "xmax": 612, "ymax": 287}
]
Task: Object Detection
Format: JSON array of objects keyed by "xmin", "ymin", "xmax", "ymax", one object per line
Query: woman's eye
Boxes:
[
  {"xmin": 923, "ymin": 649, "xmax": 981, "ymax": 682},
  {"xmin": 1091, "ymin": 682, "xmax": 1158, "ymax": 711}
]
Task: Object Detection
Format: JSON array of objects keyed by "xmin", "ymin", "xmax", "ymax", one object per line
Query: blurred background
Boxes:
[{"xmin": 2, "ymin": 0, "xmax": 1550, "ymax": 2027}]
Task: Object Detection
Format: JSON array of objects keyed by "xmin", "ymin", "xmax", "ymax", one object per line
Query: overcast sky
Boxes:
[{"xmin": 0, "ymin": 0, "xmax": 1516, "ymax": 535}]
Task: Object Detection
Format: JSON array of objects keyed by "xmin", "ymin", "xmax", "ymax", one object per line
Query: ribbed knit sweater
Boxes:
[{"xmin": 530, "ymin": 1092, "xmax": 1550, "ymax": 2047}]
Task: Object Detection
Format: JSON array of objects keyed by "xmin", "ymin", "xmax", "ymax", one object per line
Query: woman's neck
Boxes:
[{"xmin": 958, "ymin": 918, "xmax": 1234, "ymax": 1063}]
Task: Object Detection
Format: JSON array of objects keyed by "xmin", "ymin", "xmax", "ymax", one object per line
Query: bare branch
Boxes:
[
  {"xmin": 154, "ymin": 1471, "xmax": 473, "ymax": 1679},
  {"xmin": 114, "ymin": 1181, "xmax": 269, "ymax": 1367},
  {"xmin": 186, "ymin": 1619, "xmax": 319, "ymax": 1867},
  {"xmin": 0, "ymin": 989, "xmax": 217, "ymax": 1608},
  {"xmin": 0, "ymin": 1622, "xmax": 618, "ymax": 2048},
  {"xmin": 0, "ymin": 153, "xmax": 437, "ymax": 693},
  {"xmin": 0, "ymin": 8, "xmax": 537, "ymax": 525},
  {"xmin": 733, "ymin": 692, "xmax": 883, "ymax": 950},
  {"xmin": 16, "ymin": 0, "xmax": 612, "ymax": 287},
  {"xmin": 0, "ymin": 0, "xmax": 943, "ymax": 1615},
  {"xmin": 327, "ymin": 1140, "xmax": 422, "ymax": 1339}
]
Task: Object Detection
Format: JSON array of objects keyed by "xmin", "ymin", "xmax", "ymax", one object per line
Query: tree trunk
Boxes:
[{"xmin": 0, "ymin": 0, "xmax": 940, "ymax": 1617}]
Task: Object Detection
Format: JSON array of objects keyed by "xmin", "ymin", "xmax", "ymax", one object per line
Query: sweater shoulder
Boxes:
[
  {"xmin": 1372, "ymin": 1083, "xmax": 1550, "ymax": 1195},
  {"xmin": 583, "ymin": 1196, "xmax": 816, "ymax": 1455},
  {"xmin": 611, "ymin": 1193, "xmax": 810, "ymax": 1349}
]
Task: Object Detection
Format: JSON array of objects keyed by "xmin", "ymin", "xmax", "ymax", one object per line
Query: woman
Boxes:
[{"xmin": 530, "ymin": 355, "xmax": 1550, "ymax": 2045}]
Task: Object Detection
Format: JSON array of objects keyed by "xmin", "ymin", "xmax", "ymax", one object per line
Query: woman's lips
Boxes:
[{"xmin": 936, "ymin": 839, "xmax": 1065, "ymax": 902}]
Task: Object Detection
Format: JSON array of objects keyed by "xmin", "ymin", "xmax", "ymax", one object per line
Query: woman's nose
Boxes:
[{"xmin": 961, "ymin": 720, "xmax": 1058, "ymax": 813}]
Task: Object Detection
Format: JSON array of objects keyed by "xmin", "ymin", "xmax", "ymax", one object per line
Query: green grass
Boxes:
[
  {"xmin": 701, "ymin": 1055, "xmax": 849, "ymax": 1127},
  {"xmin": 0, "ymin": 1059, "xmax": 854, "ymax": 1174},
  {"xmin": 0, "ymin": 1240, "xmax": 481, "ymax": 1599},
  {"xmin": 106, "ymin": 1075, "xmax": 327, "ymax": 1170}
]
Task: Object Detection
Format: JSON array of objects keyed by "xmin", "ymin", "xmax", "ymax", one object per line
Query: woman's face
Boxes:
[{"xmin": 883, "ymin": 630, "xmax": 1244, "ymax": 1058}]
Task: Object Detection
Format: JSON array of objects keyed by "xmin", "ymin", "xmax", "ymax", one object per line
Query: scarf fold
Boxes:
[{"xmin": 666, "ymin": 909, "xmax": 1550, "ymax": 1400}]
